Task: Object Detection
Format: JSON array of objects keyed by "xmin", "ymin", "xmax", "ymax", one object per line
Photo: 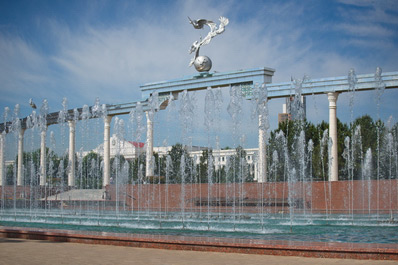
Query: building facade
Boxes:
[{"xmin": 87, "ymin": 134, "xmax": 260, "ymax": 181}]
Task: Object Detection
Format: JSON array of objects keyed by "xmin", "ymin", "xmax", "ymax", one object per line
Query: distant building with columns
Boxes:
[
  {"xmin": 85, "ymin": 134, "xmax": 260, "ymax": 181},
  {"xmin": 87, "ymin": 134, "xmax": 146, "ymax": 160}
]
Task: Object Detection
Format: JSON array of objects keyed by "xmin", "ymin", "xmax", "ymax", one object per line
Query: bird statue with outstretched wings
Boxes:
[
  {"xmin": 188, "ymin": 17, "xmax": 214, "ymax": 29},
  {"xmin": 188, "ymin": 16, "xmax": 229, "ymax": 67},
  {"xmin": 29, "ymin": 98, "xmax": 37, "ymax": 109}
]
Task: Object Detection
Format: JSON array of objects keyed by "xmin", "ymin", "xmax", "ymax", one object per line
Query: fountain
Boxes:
[{"xmin": 0, "ymin": 69, "xmax": 398, "ymax": 248}]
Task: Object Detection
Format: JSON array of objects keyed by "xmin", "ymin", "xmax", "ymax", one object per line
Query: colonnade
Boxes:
[{"xmin": 0, "ymin": 91, "xmax": 341, "ymax": 187}]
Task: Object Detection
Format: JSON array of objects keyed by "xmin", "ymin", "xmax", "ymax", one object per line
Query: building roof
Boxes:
[{"xmin": 129, "ymin": 141, "xmax": 145, "ymax": 148}]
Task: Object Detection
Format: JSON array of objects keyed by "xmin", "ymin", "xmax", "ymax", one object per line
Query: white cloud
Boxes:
[
  {"xmin": 336, "ymin": 23, "xmax": 395, "ymax": 38},
  {"xmin": 0, "ymin": 35, "xmax": 51, "ymax": 100},
  {"xmin": 338, "ymin": 0, "xmax": 398, "ymax": 13}
]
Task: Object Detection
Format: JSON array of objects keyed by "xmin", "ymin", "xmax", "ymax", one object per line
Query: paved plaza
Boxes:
[{"xmin": 0, "ymin": 237, "xmax": 396, "ymax": 265}]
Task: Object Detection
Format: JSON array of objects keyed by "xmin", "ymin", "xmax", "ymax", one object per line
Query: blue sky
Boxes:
[{"xmin": 1, "ymin": 0, "xmax": 398, "ymax": 150}]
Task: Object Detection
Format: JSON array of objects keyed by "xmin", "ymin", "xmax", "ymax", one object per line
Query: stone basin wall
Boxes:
[
  {"xmin": 106, "ymin": 180, "xmax": 398, "ymax": 214},
  {"xmin": 0, "ymin": 180, "xmax": 396, "ymax": 214}
]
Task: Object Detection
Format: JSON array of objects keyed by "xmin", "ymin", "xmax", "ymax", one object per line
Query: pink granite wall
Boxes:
[
  {"xmin": 106, "ymin": 180, "xmax": 398, "ymax": 214},
  {"xmin": 1, "ymin": 180, "xmax": 396, "ymax": 214}
]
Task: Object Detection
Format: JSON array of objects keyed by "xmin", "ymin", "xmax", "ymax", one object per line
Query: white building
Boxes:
[
  {"xmin": 86, "ymin": 134, "xmax": 260, "ymax": 181},
  {"xmin": 85, "ymin": 134, "xmax": 146, "ymax": 160},
  {"xmin": 190, "ymin": 148, "xmax": 258, "ymax": 180}
]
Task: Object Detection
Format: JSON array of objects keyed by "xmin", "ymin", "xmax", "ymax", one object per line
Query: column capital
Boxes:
[
  {"xmin": 104, "ymin": 115, "xmax": 112, "ymax": 123},
  {"xmin": 18, "ymin": 128, "xmax": 26, "ymax": 136},
  {"xmin": 145, "ymin": 111, "xmax": 154, "ymax": 122},
  {"xmin": 40, "ymin": 125, "xmax": 48, "ymax": 133},
  {"xmin": 68, "ymin": 120, "xmax": 76, "ymax": 133},
  {"xmin": 104, "ymin": 116, "xmax": 112, "ymax": 131},
  {"xmin": 327, "ymin": 92, "xmax": 339, "ymax": 107}
]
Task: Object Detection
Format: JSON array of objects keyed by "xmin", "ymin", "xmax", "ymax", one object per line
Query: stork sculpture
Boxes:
[{"xmin": 188, "ymin": 16, "xmax": 229, "ymax": 72}]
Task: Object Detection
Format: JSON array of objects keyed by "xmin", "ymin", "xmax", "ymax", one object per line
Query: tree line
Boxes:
[{"xmin": 269, "ymin": 115, "xmax": 397, "ymax": 181}]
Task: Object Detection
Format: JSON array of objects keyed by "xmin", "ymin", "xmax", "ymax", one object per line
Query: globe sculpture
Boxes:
[{"xmin": 193, "ymin": 55, "xmax": 212, "ymax": 72}]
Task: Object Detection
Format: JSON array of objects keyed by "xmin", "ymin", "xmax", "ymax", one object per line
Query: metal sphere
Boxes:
[{"xmin": 194, "ymin": 55, "xmax": 212, "ymax": 72}]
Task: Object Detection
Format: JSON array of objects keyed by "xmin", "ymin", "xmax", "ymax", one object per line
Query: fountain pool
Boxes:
[{"xmin": 1, "ymin": 209, "xmax": 398, "ymax": 244}]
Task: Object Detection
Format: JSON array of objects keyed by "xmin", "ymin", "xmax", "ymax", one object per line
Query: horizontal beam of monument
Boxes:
[
  {"xmin": 140, "ymin": 67, "xmax": 275, "ymax": 99},
  {"xmin": 0, "ymin": 68, "xmax": 275, "ymax": 132},
  {"xmin": 264, "ymin": 71, "xmax": 398, "ymax": 99},
  {"xmin": 1, "ymin": 68, "xmax": 398, "ymax": 133}
]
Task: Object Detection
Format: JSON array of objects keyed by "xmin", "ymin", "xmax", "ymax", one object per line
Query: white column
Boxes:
[
  {"xmin": 103, "ymin": 116, "xmax": 112, "ymax": 187},
  {"xmin": 328, "ymin": 92, "xmax": 339, "ymax": 181},
  {"xmin": 0, "ymin": 133, "xmax": 5, "ymax": 186},
  {"xmin": 254, "ymin": 160, "xmax": 258, "ymax": 182},
  {"xmin": 258, "ymin": 114, "xmax": 267, "ymax": 183},
  {"xmin": 68, "ymin": 121, "xmax": 76, "ymax": 187},
  {"xmin": 39, "ymin": 127, "xmax": 47, "ymax": 186},
  {"xmin": 17, "ymin": 128, "xmax": 25, "ymax": 186},
  {"xmin": 146, "ymin": 112, "xmax": 154, "ymax": 177}
]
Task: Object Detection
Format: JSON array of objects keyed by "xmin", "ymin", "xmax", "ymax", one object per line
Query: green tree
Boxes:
[
  {"xmin": 130, "ymin": 153, "xmax": 146, "ymax": 184},
  {"xmin": 12, "ymin": 148, "xmax": 69, "ymax": 186},
  {"xmin": 80, "ymin": 152, "xmax": 102, "ymax": 189},
  {"xmin": 196, "ymin": 149, "xmax": 215, "ymax": 183},
  {"xmin": 6, "ymin": 164, "xmax": 14, "ymax": 185},
  {"xmin": 350, "ymin": 115, "xmax": 384, "ymax": 180},
  {"xmin": 225, "ymin": 146, "xmax": 252, "ymax": 183},
  {"xmin": 167, "ymin": 143, "xmax": 193, "ymax": 183},
  {"xmin": 152, "ymin": 152, "xmax": 166, "ymax": 183},
  {"xmin": 269, "ymin": 118, "xmax": 350, "ymax": 181}
]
